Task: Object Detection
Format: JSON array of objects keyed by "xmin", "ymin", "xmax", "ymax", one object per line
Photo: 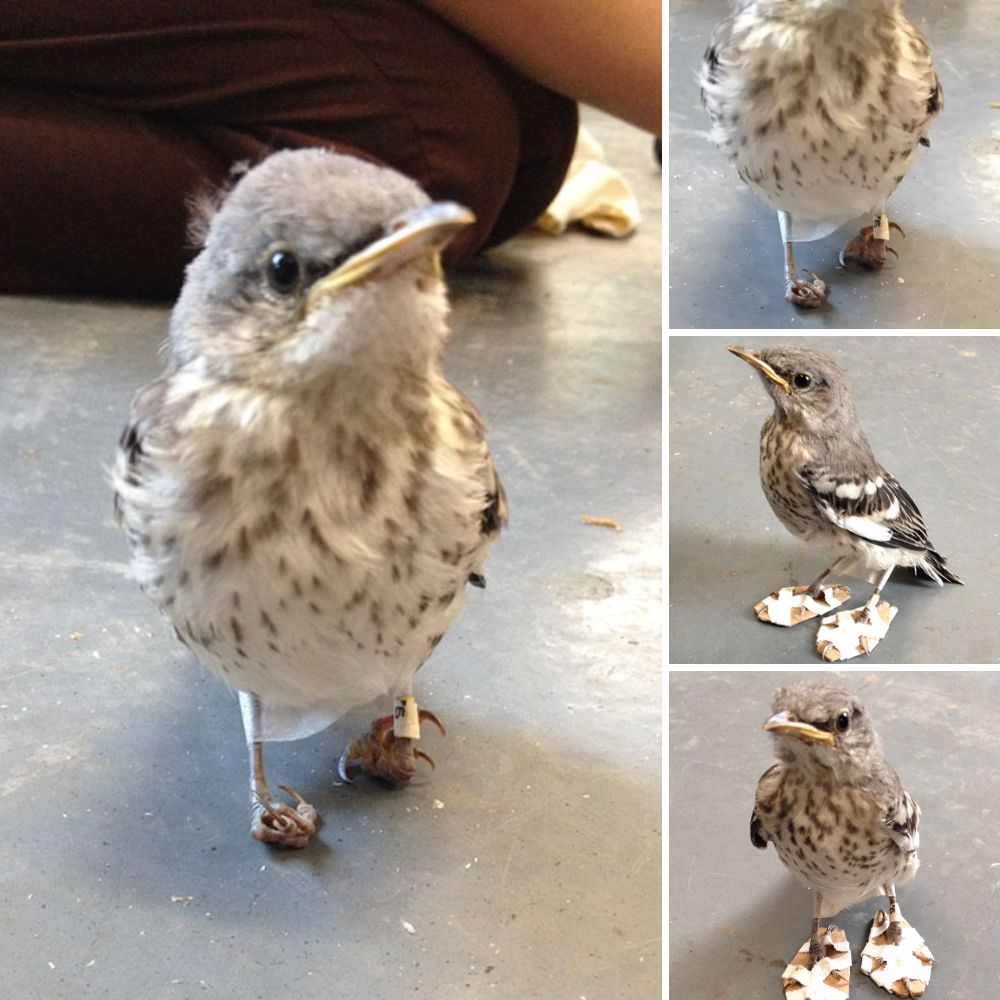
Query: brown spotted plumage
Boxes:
[
  {"xmin": 753, "ymin": 680, "xmax": 933, "ymax": 997},
  {"xmin": 701, "ymin": 0, "xmax": 941, "ymax": 306},
  {"xmin": 728, "ymin": 345, "xmax": 960, "ymax": 662},
  {"xmin": 113, "ymin": 149, "xmax": 506, "ymax": 848}
]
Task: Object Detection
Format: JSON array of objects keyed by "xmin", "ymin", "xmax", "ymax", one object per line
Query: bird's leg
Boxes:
[
  {"xmin": 861, "ymin": 884, "xmax": 935, "ymax": 997},
  {"xmin": 754, "ymin": 559, "xmax": 851, "ymax": 627},
  {"xmin": 815, "ymin": 568, "xmax": 898, "ymax": 662},
  {"xmin": 840, "ymin": 213, "xmax": 904, "ymax": 271},
  {"xmin": 809, "ymin": 893, "xmax": 826, "ymax": 965},
  {"xmin": 805, "ymin": 562, "xmax": 841, "ymax": 599},
  {"xmin": 884, "ymin": 890, "xmax": 904, "ymax": 946},
  {"xmin": 338, "ymin": 691, "xmax": 445, "ymax": 786},
  {"xmin": 859, "ymin": 568, "xmax": 895, "ymax": 621},
  {"xmin": 778, "ymin": 211, "xmax": 827, "ymax": 308},
  {"xmin": 239, "ymin": 691, "xmax": 318, "ymax": 849},
  {"xmin": 780, "ymin": 892, "xmax": 851, "ymax": 998}
]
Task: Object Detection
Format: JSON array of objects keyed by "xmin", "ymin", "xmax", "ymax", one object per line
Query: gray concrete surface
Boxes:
[
  {"xmin": 668, "ymin": 0, "xmax": 1000, "ymax": 328},
  {"xmin": 669, "ymin": 670, "xmax": 1000, "ymax": 1000},
  {"xmin": 0, "ymin": 109, "xmax": 661, "ymax": 999},
  {"xmin": 669, "ymin": 335, "xmax": 1000, "ymax": 664}
]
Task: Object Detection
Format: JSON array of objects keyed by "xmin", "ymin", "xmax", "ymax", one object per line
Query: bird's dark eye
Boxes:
[
  {"xmin": 793, "ymin": 372, "xmax": 812, "ymax": 389},
  {"xmin": 266, "ymin": 250, "xmax": 301, "ymax": 294},
  {"xmin": 836, "ymin": 711, "xmax": 850, "ymax": 732}
]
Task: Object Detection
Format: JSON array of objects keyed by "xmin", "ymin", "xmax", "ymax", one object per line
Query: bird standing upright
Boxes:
[
  {"xmin": 753, "ymin": 680, "xmax": 934, "ymax": 999},
  {"xmin": 728, "ymin": 345, "xmax": 960, "ymax": 661},
  {"xmin": 701, "ymin": 0, "xmax": 941, "ymax": 307},
  {"xmin": 113, "ymin": 148, "xmax": 506, "ymax": 848}
]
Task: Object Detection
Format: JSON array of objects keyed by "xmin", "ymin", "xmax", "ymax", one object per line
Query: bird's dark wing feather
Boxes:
[
  {"xmin": 751, "ymin": 763, "xmax": 781, "ymax": 849},
  {"xmin": 699, "ymin": 13, "xmax": 738, "ymax": 115},
  {"xmin": 883, "ymin": 790, "xmax": 920, "ymax": 855},
  {"xmin": 449, "ymin": 386, "xmax": 506, "ymax": 590},
  {"xmin": 799, "ymin": 465, "xmax": 931, "ymax": 552},
  {"xmin": 750, "ymin": 805, "xmax": 768, "ymax": 849},
  {"xmin": 113, "ymin": 374, "xmax": 172, "ymax": 529},
  {"xmin": 467, "ymin": 467, "xmax": 506, "ymax": 589}
]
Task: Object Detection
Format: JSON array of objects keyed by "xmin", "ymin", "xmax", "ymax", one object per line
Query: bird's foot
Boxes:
[
  {"xmin": 861, "ymin": 910, "xmax": 934, "ymax": 997},
  {"xmin": 754, "ymin": 584, "xmax": 851, "ymax": 627},
  {"xmin": 839, "ymin": 223, "xmax": 904, "ymax": 270},
  {"xmin": 785, "ymin": 269, "xmax": 827, "ymax": 308},
  {"xmin": 816, "ymin": 600, "xmax": 898, "ymax": 661},
  {"xmin": 782, "ymin": 926, "xmax": 851, "ymax": 1000},
  {"xmin": 250, "ymin": 784, "xmax": 318, "ymax": 849},
  {"xmin": 338, "ymin": 710, "xmax": 445, "ymax": 786}
]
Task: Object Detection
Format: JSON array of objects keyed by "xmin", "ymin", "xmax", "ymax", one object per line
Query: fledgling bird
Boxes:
[
  {"xmin": 113, "ymin": 148, "xmax": 506, "ymax": 848},
  {"xmin": 701, "ymin": 0, "xmax": 941, "ymax": 307},
  {"xmin": 753, "ymin": 680, "xmax": 934, "ymax": 998},
  {"xmin": 728, "ymin": 345, "xmax": 961, "ymax": 661}
]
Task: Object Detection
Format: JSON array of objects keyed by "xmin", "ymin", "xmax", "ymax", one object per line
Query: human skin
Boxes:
[{"xmin": 416, "ymin": 0, "xmax": 662, "ymax": 133}]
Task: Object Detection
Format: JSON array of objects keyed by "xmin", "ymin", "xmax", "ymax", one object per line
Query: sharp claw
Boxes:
[
  {"xmin": 252, "ymin": 789, "xmax": 283, "ymax": 822},
  {"xmin": 338, "ymin": 745, "xmax": 359, "ymax": 782},
  {"xmin": 786, "ymin": 283, "xmax": 825, "ymax": 307},
  {"xmin": 418, "ymin": 709, "xmax": 446, "ymax": 736},
  {"xmin": 886, "ymin": 245, "xmax": 899, "ymax": 259},
  {"xmin": 340, "ymin": 707, "xmax": 445, "ymax": 785},
  {"xmin": 252, "ymin": 791, "xmax": 314, "ymax": 835},
  {"xmin": 371, "ymin": 715, "xmax": 394, "ymax": 743},
  {"xmin": 279, "ymin": 784, "xmax": 307, "ymax": 805},
  {"xmin": 889, "ymin": 221, "xmax": 906, "ymax": 238}
]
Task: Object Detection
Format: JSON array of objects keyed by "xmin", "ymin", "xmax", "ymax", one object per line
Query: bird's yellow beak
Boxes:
[
  {"xmin": 727, "ymin": 346, "xmax": 792, "ymax": 395},
  {"xmin": 305, "ymin": 201, "xmax": 475, "ymax": 313},
  {"xmin": 763, "ymin": 710, "xmax": 836, "ymax": 747}
]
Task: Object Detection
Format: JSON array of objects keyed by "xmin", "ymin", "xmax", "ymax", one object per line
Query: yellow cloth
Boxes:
[{"xmin": 536, "ymin": 126, "xmax": 641, "ymax": 238}]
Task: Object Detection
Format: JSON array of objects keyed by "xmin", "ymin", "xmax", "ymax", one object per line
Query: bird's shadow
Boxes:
[
  {"xmin": 670, "ymin": 528, "xmax": 959, "ymax": 606},
  {"xmin": 447, "ymin": 247, "xmax": 539, "ymax": 305},
  {"xmin": 80, "ymin": 658, "xmax": 658, "ymax": 925},
  {"xmin": 668, "ymin": 186, "xmax": 1000, "ymax": 329},
  {"xmin": 670, "ymin": 876, "xmax": 807, "ymax": 996},
  {"xmin": 668, "ymin": 529, "xmax": 962, "ymax": 663},
  {"xmin": 670, "ymin": 873, "xmax": 898, "ymax": 999}
]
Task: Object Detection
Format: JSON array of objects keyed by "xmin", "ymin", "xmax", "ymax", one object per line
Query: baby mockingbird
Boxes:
[
  {"xmin": 701, "ymin": 0, "xmax": 940, "ymax": 307},
  {"xmin": 113, "ymin": 149, "xmax": 505, "ymax": 848},
  {"xmin": 753, "ymin": 680, "xmax": 934, "ymax": 998},
  {"xmin": 728, "ymin": 345, "xmax": 961, "ymax": 661}
]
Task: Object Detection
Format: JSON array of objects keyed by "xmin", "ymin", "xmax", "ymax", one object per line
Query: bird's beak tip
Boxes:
[
  {"xmin": 305, "ymin": 200, "xmax": 474, "ymax": 311},
  {"xmin": 729, "ymin": 346, "xmax": 792, "ymax": 395},
  {"xmin": 763, "ymin": 712, "xmax": 836, "ymax": 747}
]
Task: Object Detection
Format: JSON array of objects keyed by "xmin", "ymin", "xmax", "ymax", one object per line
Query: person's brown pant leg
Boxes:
[{"xmin": 0, "ymin": 0, "xmax": 577, "ymax": 298}]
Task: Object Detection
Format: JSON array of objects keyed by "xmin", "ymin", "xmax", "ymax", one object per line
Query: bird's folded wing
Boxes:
[
  {"xmin": 799, "ymin": 466, "xmax": 931, "ymax": 552},
  {"xmin": 750, "ymin": 763, "xmax": 781, "ymax": 848},
  {"xmin": 750, "ymin": 805, "xmax": 768, "ymax": 849},
  {"xmin": 113, "ymin": 373, "xmax": 175, "ymax": 528},
  {"xmin": 883, "ymin": 790, "xmax": 920, "ymax": 854}
]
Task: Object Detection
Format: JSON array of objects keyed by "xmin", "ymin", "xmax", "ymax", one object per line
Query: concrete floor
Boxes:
[
  {"xmin": 668, "ymin": 0, "xmax": 1000, "ymax": 328},
  {"xmin": 669, "ymin": 670, "xmax": 1000, "ymax": 999},
  {"xmin": 0, "ymin": 109, "xmax": 661, "ymax": 999},
  {"xmin": 669, "ymin": 335, "xmax": 1000, "ymax": 664}
]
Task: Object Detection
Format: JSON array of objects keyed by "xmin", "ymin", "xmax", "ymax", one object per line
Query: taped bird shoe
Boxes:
[
  {"xmin": 861, "ymin": 910, "xmax": 934, "ymax": 997},
  {"xmin": 781, "ymin": 926, "xmax": 851, "ymax": 1000},
  {"xmin": 816, "ymin": 601, "xmax": 898, "ymax": 661},
  {"xmin": 754, "ymin": 584, "xmax": 851, "ymax": 626}
]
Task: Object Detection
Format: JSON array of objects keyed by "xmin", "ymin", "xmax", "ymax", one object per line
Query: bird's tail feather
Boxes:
[{"xmin": 915, "ymin": 549, "xmax": 963, "ymax": 586}]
